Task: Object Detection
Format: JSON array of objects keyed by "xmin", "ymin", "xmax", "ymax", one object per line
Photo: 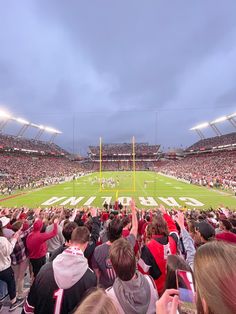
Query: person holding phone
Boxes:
[{"xmin": 156, "ymin": 241, "xmax": 236, "ymax": 314}]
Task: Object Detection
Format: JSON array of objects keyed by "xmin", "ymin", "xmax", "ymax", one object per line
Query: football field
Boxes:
[{"xmin": 0, "ymin": 171, "xmax": 236, "ymax": 209}]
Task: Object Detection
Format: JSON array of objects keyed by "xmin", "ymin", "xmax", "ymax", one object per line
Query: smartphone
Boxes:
[{"xmin": 176, "ymin": 270, "xmax": 196, "ymax": 314}]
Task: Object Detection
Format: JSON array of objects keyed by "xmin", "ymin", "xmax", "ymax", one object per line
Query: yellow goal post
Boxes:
[{"xmin": 99, "ymin": 136, "xmax": 136, "ymax": 193}]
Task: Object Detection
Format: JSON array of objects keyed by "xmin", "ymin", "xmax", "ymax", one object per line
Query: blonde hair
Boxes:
[
  {"xmin": 194, "ymin": 241, "xmax": 236, "ymax": 314},
  {"xmin": 75, "ymin": 289, "xmax": 119, "ymax": 314}
]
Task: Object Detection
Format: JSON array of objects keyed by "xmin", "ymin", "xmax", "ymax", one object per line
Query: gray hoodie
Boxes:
[{"xmin": 52, "ymin": 247, "xmax": 88, "ymax": 289}]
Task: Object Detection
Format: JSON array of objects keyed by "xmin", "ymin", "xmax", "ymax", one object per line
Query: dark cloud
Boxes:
[{"xmin": 0, "ymin": 0, "xmax": 236, "ymax": 153}]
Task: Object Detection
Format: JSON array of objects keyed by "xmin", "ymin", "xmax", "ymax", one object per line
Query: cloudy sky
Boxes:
[{"xmin": 0, "ymin": 1, "xmax": 236, "ymax": 154}]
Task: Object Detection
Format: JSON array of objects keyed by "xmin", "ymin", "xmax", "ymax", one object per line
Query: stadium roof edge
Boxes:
[
  {"xmin": 190, "ymin": 111, "xmax": 236, "ymax": 130},
  {"xmin": 0, "ymin": 108, "xmax": 62, "ymax": 134}
]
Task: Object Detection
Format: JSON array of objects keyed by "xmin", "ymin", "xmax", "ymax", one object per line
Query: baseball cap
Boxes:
[
  {"xmin": 195, "ymin": 221, "xmax": 215, "ymax": 241},
  {"xmin": 0, "ymin": 216, "xmax": 10, "ymax": 228}
]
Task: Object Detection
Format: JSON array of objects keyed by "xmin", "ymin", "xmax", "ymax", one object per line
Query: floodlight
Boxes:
[
  {"xmin": 45, "ymin": 127, "xmax": 56, "ymax": 133},
  {"xmin": 227, "ymin": 112, "xmax": 236, "ymax": 119},
  {"xmin": 211, "ymin": 116, "xmax": 227, "ymax": 124},
  {"xmin": 45, "ymin": 126, "xmax": 61, "ymax": 133},
  {"xmin": 190, "ymin": 122, "xmax": 209, "ymax": 130},
  {"xmin": 30, "ymin": 123, "xmax": 40, "ymax": 128},
  {"xmin": 0, "ymin": 110, "xmax": 11, "ymax": 119},
  {"xmin": 38, "ymin": 125, "xmax": 45, "ymax": 130},
  {"xmin": 16, "ymin": 117, "xmax": 30, "ymax": 125}
]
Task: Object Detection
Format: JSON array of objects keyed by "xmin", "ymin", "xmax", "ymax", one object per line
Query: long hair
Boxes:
[
  {"xmin": 165, "ymin": 255, "xmax": 193, "ymax": 290},
  {"xmin": 150, "ymin": 213, "xmax": 169, "ymax": 236},
  {"xmin": 75, "ymin": 289, "xmax": 119, "ymax": 314},
  {"xmin": 0, "ymin": 221, "xmax": 3, "ymax": 237},
  {"xmin": 194, "ymin": 241, "xmax": 236, "ymax": 314}
]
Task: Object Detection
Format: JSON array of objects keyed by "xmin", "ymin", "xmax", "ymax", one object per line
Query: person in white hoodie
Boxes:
[
  {"xmin": 22, "ymin": 226, "xmax": 97, "ymax": 314},
  {"xmin": 0, "ymin": 217, "xmax": 24, "ymax": 312}
]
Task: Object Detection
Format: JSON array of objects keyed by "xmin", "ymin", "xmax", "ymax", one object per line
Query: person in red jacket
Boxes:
[
  {"xmin": 138, "ymin": 213, "xmax": 177, "ymax": 295},
  {"xmin": 216, "ymin": 219, "xmax": 236, "ymax": 244},
  {"xmin": 26, "ymin": 218, "xmax": 58, "ymax": 278}
]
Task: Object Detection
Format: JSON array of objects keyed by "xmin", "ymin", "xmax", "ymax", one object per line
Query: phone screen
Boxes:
[{"xmin": 176, "ymin": 270, "xmax": 196, "ymax": 314}]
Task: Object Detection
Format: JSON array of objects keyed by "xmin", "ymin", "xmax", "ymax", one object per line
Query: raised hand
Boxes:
[
  {"xmin": 156, "ymin": 289, "xmax": 179, "ymax": 314},
  {"xmin": 175, "ymin": 211, "xmax": 185, "ymax": 229},
  {"xmin": 159, "ymin": 203, "xmax": 166, "ymax": 214}
]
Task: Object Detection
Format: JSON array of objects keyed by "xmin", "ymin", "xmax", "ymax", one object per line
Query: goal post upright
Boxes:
[{"xmin": 99, "ymin": 136, "xmax": 136, "ymax": 194}]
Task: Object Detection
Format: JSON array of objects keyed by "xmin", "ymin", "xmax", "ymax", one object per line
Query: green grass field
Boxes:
[{"xmin": 0, "ymin": 171, "xmax": 236, "ymax": 209}]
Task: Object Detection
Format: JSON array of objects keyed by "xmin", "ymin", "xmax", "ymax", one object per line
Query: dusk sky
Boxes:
[{"xmin": 0, "ymin": 1, "xmax": 236, "ymax": 154}]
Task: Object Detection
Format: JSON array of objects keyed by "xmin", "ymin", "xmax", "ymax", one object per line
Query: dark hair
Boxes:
[
  {"xmin": 107, "ymin": 218, "xmax": 123, "ymax": 242},
  {"xmin": 122, "ymin": 216, "xmax": 130, "ymax": 228},
  {"xmin": 85, "ymin": 218, "xmax": 93, "ymax": 233},
  {"xmin": 62, "ymin": 222, "xmax": 78, "ymax": 242},
  {"xmin": 229, "ymin": 218, "xmax": 236, "ymax": 228},
  {"xmin": 109, "ymin": 238, "xmax": 136, "ymax": 281},
  {"xmin": 151, "ymin": 213, "xmax": 169, "ymax": 236},
  {"xmin": 165, "ymin": 255, "xmax": 193, "ymax": 290},
  {"xmin": 221, "ymin": 219, "xmax": 232, "ymax": 231},
  {"xmin": 231, "ymin": 228, "xmax": 236, "ymax": 234},
  {"xmin": 71, "ymin": 226, "xmax": 90, "ymax": 244},
  {"xmin": 74, "ymin": 213, "xmax": 84, "ymax": 227},
  {"xmin": 12, "ymin": 221, "xmax": 23, "ymax": 232},
  {"xmin": 0, "ymin": 221, "xmax": 3, "ymax": 237}
]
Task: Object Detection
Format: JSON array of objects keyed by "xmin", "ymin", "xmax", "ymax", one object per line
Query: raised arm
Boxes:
[
  {"xmin": 130, "ymin": 199, "xmax": 138, "ymax": 238},
  {"xmin": 175, "ymin": 212, "xmax": 195, "ymax": 269}
]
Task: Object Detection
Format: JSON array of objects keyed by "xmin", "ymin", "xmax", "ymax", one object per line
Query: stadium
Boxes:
[
  {"xmin": 1, "ymin": 2, "xmax": 236, "ymax": 314},
  {"xmin": 0, "ymin": 110, "xmax": 235, "ymax": 210},
  {"xmin": 0, "ymin": 109, "xmax": 236, "ymax": 313}
]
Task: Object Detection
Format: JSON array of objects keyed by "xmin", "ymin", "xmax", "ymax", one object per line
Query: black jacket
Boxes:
[{"xmin": 22, "ymin": 262, "xmax": 96, "ymax": 314}]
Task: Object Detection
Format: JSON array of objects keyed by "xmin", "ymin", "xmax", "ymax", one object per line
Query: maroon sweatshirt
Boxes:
[
  {"xmin": 216, "ymin": 231, "xmax": 236, "ymax": 244},
  {"xmin": 26, "ymin": 220, "xmax": 58, "ymax": 259}
]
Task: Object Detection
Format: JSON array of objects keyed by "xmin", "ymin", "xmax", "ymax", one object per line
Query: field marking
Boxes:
[
  {"xmin": 165, "ymin": 182, "xmax": 172, "ymax": 185},
  {"xmin": 63, "ymin": 187, "xmax": 72, "ymax": 190},
  {"xmin": 174, "ymin": 187, "xmax": 183, "ymax": 190}
]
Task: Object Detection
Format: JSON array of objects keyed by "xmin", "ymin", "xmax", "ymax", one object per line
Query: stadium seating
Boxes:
[
  {"xmin": 187, "ymin": 132, "xmax": 236, "ymax": 151},
  {"xmin": 0, "ymin": 134, "xmax": 68, "ymax": 155},
  {"xmin": 159, "ymin": 150, "xmax": 236, "ymax": 190},
  {"xmin": 89, "ymin": 143, "xmax": 160, "ymax": 156},
  {"xmin": 0, "ymin": 154, "xmax": 81, "ymax": 193}
]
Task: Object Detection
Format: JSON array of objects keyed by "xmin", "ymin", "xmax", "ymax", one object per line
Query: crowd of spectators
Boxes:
[
  {"xmin": 187, "ymin": 132, "xmax": 236, "ymax": 151},
  {"xmin": 159, "ymin": 150, "xmax": 236, "ymax": 190},
  {"xmin": 0, "ymin": 202, "xmax": 235, "ymax": 313},
  {"xmin": 0, "ymin": 134, "xmax": 68, "ymax": 155},
  {"xmin": 89, "ymin": 143, "xmax": 160, "ymax": 156},
  {"xmin": 82, "ymin": 160, "xmax": 159, "ymax": 172},
  {"xmin": 0, "ymin": 155, "xmax": 82, "ymax": 193}
]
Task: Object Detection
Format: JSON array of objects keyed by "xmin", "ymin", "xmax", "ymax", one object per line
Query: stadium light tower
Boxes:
[
  {"xmin": 190, "ymin": 122, "xmax": 209, "ymax": 139},
  {"xmin": 209, "ymin": 116, "xmax": 228, "ymax": 136},
  {"xmin": 0, "ymin": 110, "xmax": 12, "ymax": 133},
  {"xmin": 44, "ymin": 127, "xmax": 62, "ymax": 143},
  {"xmin": 34, "ymin": 125, "xmax": 45, "ymax": 140},
  {"xmin": 15, "ymin": 117, "xmax": 31, "ymax": 137},
  {"xmin": 227, "ymin": 112, "xmax": 236, "ymax": 129}
]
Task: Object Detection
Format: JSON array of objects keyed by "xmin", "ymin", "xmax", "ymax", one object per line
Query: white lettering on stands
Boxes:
[
  {"xmin": 139, "ymin": 197, "xmax": 158, "ymax": 206},
  {"xmin": 179, "ymin": 197, "xmax": 204, "ymax": 207},
  {"xmin": 60, "ymin": 197, "xmax": 84, "ymax": 206},
  {"xmin": 41, "ymin": 197, "xmax": 67, "ymax": 206},
  {"xmin": 158, "ymin": 197, "xmax": 181, "ymax": 207}
]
